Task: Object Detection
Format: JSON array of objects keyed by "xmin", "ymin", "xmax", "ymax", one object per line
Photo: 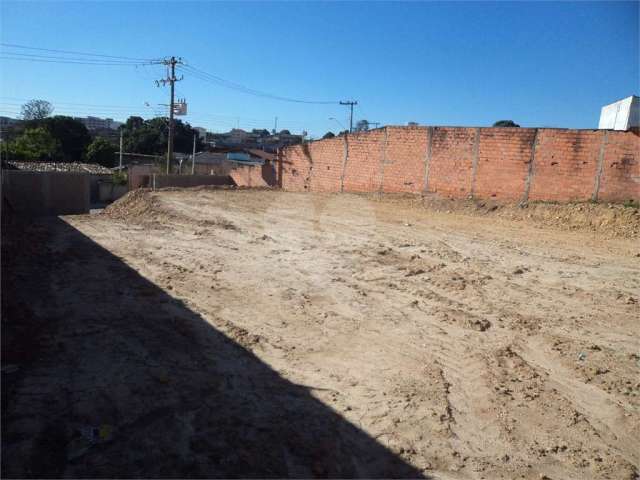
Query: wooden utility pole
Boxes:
[
  {"xmin": 119, "ymin": 129, "xmax": 123, "ymax": 169},
  {"xmin": 156, "ymin": 56, "xmax": 183, "ymax": 173},
  {"xmin": 191, "ymin": 133, "xmax": 196, "ymax": 175},
  {"xmin": 340, "ymin": 100, "xmax": 358, "ymax": 133}
]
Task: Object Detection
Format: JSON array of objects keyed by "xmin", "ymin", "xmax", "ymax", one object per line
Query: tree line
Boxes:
[{"xmin": 3, "ymin": 100, "xmax": 204, "ymax": 167}]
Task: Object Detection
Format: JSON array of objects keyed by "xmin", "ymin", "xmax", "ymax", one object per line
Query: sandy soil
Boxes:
[{"xmin": 2, "ymin": 189, "xmax": 639, "ymax": 479}]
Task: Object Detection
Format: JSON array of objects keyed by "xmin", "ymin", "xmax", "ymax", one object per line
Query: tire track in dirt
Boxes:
[
  {"xmin": 518, "ymin": 336, "xmax": 640, "ymax": 467},
  {"xmin": 52, "ymin": 190, "xmax": 639, "ymax": 479}
]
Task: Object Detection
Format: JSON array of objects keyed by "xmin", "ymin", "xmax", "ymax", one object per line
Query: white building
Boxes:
[
  {"xmin": 598, "ymin": 95, "xmax": 639, "ymax": 130},
  {"xmin": 75, "ymin": 116, "xmax": 122, "ymax": 131}
]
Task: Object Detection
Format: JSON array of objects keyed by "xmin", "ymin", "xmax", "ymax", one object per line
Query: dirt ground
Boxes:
[{"xmin": 2, "ymin": 188, "xmax": 639, "ymax": 479}]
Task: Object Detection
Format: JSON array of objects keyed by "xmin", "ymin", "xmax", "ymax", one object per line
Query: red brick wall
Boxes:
[
  {"xmin": 426, "ymin": 127, "xmax": 476, "ymax": 198},
  {"xmin": 382, "ymin": 127, "xmax": 428, "ymax": 193},
  {"xmin": 229, "ymin": 163, "xmax": 278, "ymax": 188},
  {"xmin": 279, "ymin": 127, "xmax": 639, "ymax": 203},
  {"xmin": 475, "ymin": 128, "xmax": 536, "ymax": 201},
  {"xmin": 529, "ymin": 130, "xmax": 602, "ymax": 202},
  {"xmin": 598, "ymin": 130, "xmax": 640, "ymax": 202},
  {"xmin": 307, "ymin": 136, "xmax": 344, "ymax": 193},
  {"xmin": 342, "ymin": 129, "xmax": 387, "ymax": 192},
  {"xmin": 280, "ymin": 144, "xmax": 313, "ymax": 191}
]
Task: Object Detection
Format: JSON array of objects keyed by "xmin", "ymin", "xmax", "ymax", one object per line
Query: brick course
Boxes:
[
  {"xmin": 427, "ymin": 127, "xmax": 476, "ymax": 198},
  {"xmin": 342, "ymin": 129, "xmax": 387, "ymax": 193},
  {"xmin": 382, "ymin": 127, "xmax": 429, "ymax": 194},
  {"xmin": 279, "ymin": 127, "xmax": 639, "ymax": 202},
  {"xmin": 528, "ymin": 130, "xmax": 602, "ymax": 202},
  {"xmin": 598, "ymin": 131, "xmax": 640, "ymax": 202},
  {"xmin": 475, "ymin": 128, "xmax": 535, "ymax": 201}
]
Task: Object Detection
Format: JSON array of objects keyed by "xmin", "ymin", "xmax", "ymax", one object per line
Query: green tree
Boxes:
[
  {"xmin": 9, "ymin": 127, "xmax": 59, "ymax": 160},
  {"xmin": 124, "ymin": 116, "xmax": 145, "ymax": 130},
  {"xmin": 279, "ymin": 129, "xmax": 291, "ymax": 135},
  {"xmin": 25, "ymin": 116, "xmax": 91, "ymax": 161},
  {"xmin": 20, "ymin": 99, "xmax": 54, "ymax": 120},
  {"xmin": 120, "ymin": 116, "xmax": 204, "ymax": 156},
  {"xmin": 493, "ymin": 120, "xmax": 520, "ymax": 127},
  {"xmin": 173, "ymin": 119, "xmax": 205, "ymax": 153},
  {"xmin": 322, "ymin": 131, "xmax": 335, "ymax": 139},
  {"xmin": 86, "ymin": 137, "xmax": 118, "ymax": 167},
  {"xmin": 126, "ymin": 117, "xmax": 166, "ymax": 155},
  {"xmin": 43, "ymin": 116, "xmax": 92, "ymax": 161}
]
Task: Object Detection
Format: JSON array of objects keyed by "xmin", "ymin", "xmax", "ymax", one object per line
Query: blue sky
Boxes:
[{"xmin": 1, "ymin": 1, "xmax": 638, "ymax": 137}]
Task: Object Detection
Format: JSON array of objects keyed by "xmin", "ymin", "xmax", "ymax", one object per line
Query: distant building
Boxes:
[
  {"xmin": 74, "ymin": 116, "xmax": 122, "ymax": 131},
  {"xmin": 0, "ymin": 116, "xmax": 21, "ymax": 128},
  {"xmin": 205, "ymin": 128, "xmax": 303, "ymax": 152},
  {"xmin": 598, "ymin": 95, "xmax": 639, "ymax": 131},
  {"xmin": 228, "ymin": 128, "xmax": 251, "ymax": 145}
]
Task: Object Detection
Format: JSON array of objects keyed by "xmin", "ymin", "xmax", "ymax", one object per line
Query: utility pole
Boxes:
[
  {"xmin": 191, "ymin": 133, "xmax": 196, "ymax": 175},
  {"xmin": 274, "ymin": 116, "xmax": 278, "ymax": 133},
  {"xmin": 156, "ymin": 56, "xmax": 183, "ymax": 174},
  {"xmin": 339, "ymin": 100, "xmax": 358, "ymax": 133},
  {"xmin": 119, "ymin": 129, "xmax": 123, "ymax": 169}
]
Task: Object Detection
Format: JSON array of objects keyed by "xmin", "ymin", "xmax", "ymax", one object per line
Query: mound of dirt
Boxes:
[
  {"xmin": 104, "ymin": 189, "xmax": 159, "ymax": 219},
  {"xmin": 377, "ymin": 194, "xmax": 640, "ymax": 238},
  {"xmin": 496, "ymin": 201, "xmax": 640, "ymax": 238}
]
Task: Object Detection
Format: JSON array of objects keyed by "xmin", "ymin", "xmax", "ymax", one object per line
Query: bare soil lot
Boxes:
[{"xmin": 2, "ymin": 189, "xmax": 639, "ymax": 479}]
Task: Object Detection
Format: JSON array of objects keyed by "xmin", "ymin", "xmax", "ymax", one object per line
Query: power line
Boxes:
[
  {"xmin": 0, "ymin": 105, "xmax": 157, "ymax": 119},
  {"xmin": 0, "ymin": 101, "xmax": 148, "ymax": 112},
  {"xmin": 0, "ymin": 55, "xmax": 154, "ymax": 66},
  {"xmin": 0, "ymin": 52, "xmax": 149, "ymax": 64},
  {"xmin": 0, "ymin": 92, "xmax": 314, "ymax": 133},
  {"xmin": 0, "ymin": 97, "xmax": 311, "ymax": 126},
  {"xmin": 0, "ymin": 105, "xmax": 306, "ymax": 132},
  {"xmin": 0, "ymin": 42, "xmax": 157, "ymax": 61},
  {"xmin": 1, "ymin": 43, "xmax": 353, "ymax": 133},
  {"xmin": 179, "ymin": 63, "xmax": 339, "ymax": 105}
]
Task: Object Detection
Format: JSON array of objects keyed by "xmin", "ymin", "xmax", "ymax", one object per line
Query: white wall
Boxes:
[{"xmin": 598, "ymin": 96, "xmax": 640, "ymax": 130}]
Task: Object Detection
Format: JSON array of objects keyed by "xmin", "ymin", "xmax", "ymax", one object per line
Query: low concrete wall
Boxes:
[
  {"xmin": 2, "ymin": 170, "xmax": 90, "ymax": 216},
  {"xmin": 128, "ymin": 165, "xmax": 156, "ymax": 190},
  {"xmin": 150, "ymin": 174, "xmax": 234, "ymax": 189},
  {"xmin": 89, "ymin": 174, "xmax": 113, "ymax": 204},
  {"xmin": 98, "ymin": 181, "xmax": 128, "ymax": 203}
]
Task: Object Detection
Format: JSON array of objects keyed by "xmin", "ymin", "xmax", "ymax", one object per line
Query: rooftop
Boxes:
[{"xmin": 2, "ymin": 161, "xmax": 114, "ymax": 175}]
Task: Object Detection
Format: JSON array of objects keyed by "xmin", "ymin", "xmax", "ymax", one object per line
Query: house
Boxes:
[{"xmin": 205, "ymin": 129, "xmax": 303, "ymax": 152}]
